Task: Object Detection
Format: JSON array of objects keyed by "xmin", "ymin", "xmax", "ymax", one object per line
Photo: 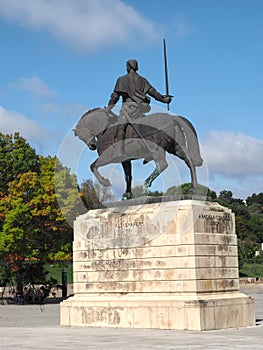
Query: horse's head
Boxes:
[
  {"xmin": 73, "ymin": 126, "xmax": 97, "ymax": 151},
  {"xmin": 74, "ymin": 107, "xmax": 118, "ymax": 151}
]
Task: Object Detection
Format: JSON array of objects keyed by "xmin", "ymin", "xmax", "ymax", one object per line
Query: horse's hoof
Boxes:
[
  {"xmin": 122, "ymin": 192, "xmax": 132, "ymax": 200},
  {"xmin": 142, "ymin": 185, "xmax": 150, "ymax": 197}
]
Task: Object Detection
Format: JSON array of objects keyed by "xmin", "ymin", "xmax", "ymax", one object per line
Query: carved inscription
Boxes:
[
  {"xmin": 86, "ymin": 213, "xmax": 147, "ymax": 248},
  {"xmin": 199, "ymin": 213, "xmax": 231, "ymax": 221},
  {"xmin": 115, "ymin": 217, "xmax": 144, "ymax": 228},
  {"xmin": 198, "ymin": 212, "xmax": 233, "ymax": 234}
]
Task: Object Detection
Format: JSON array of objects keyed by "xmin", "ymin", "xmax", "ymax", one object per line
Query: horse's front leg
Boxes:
[
  {"xmin": 121, "ymin": 160, "xmax": 133, "ymax": 199},
  {"xmin": 90, "ymin": 158, "xmax": 111, "ymax": 187}
]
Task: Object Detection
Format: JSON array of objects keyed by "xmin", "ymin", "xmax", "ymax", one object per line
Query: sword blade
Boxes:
[{"xmin": 163, "ymin": 38, "xmax": 170, "ymax": 110}]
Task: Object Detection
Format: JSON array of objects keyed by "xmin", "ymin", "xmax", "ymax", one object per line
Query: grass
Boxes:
[
  {"xmin": 45, "ymin": 262, "xmax": 73, "ymax": 284},
  {"xmin": 239, "ymin": 262, "xmax": 263, "ymax": 278}
]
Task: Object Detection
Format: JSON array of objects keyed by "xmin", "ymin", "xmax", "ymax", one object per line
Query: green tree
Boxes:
[
  {"xmin": 246, "ymin": 193, "xmax": 263, "ymax": 218},
  {"xmin": 30, "ymin": 156, "xmax": 75, "ymax": 261},
  {"xmin": 246, "ymin": 192, "xmax": 263, "ymax": 207},
  {"xmin": 128, "ymin": 185, "xmax": 163, "ymax": 198},
  {"xmin": 54, "ymin": 158, "xmax": 87, "ymax": 224},
  {"xmin": 0, "ymin": 203, "xmax": 35, "ymax": 293},
  {"xmin": 131, "ymin": 185, "xmax": 145, "ymax": 198},
  {"xmin": 79, "ymin": 179, "xmax": 116, "ymax": 208},
  {"xmin": 165, "ymin": 183, "xmax": 216, "ymax": 199},
  {"xmin": 79, "ymin": 179, "xmax": 99, "ymax": 209},
  {"xmin": 0, "ymin": 132, "xmax": 39, "ymax": 196},
  {"xmin": 0, "ymin": 145, "xmax": 78, "ymax": 293},
  {"xmin": 247, "ymin": 215, "xmax": 263, "ymax": 243},
  {"xmin": 216, "ymin": 190, "xmax": 263, "ymax": 265},
  {"xmin": 217, "ymin": 190, "xmax": 234, "ymax": 205}
]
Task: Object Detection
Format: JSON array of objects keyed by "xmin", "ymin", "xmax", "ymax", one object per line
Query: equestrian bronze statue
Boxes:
[
  {"xmin": 74, "ymin": 105, "xmax": 203, "ymax": 199},
  {"xmin": 74, "ymin": 54, "xmax": 202, "ymax": 199}
]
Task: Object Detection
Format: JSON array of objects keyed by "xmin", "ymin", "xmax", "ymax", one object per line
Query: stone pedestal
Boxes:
[{"xmin": 60, "ymin": 199, "xmax": 255, "ymax": 330}]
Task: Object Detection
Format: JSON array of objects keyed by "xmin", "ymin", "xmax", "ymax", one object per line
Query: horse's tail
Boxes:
[{"xmin": 176, "ymin": 116, "xmax": 203, "ymax": 167}]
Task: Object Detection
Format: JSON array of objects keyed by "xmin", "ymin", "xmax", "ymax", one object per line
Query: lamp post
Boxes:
[{"xmin": 62, "ymin": 268, "xmax": 67, "ymax": 298}]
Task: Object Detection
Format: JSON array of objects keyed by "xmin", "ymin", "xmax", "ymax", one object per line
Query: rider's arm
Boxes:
[
  {"xmin": 108, "ymin": 91, "xmax": 120, "ymax": 106},
  {"xmin": 108, "ymin": 76, "xmax": 122, "ymax": 106},
  {"xmin": 148, "ymin": 87, "xmax": 172, "ymax": 104}
]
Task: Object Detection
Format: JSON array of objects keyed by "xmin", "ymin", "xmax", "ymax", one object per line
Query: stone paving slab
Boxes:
[{"xmin": 0, "ymin": 284, "xmax": 262, "ymax": 350}]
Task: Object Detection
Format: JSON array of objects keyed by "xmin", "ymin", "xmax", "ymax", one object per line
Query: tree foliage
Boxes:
[
  {"xmin": 79, "ymin": 179, "xmax": 116, "ymax": 207},
  {"xmin": 0, "ymin": 133, "xmax": 78, "ymax": 292},
  {"xmin": 129, "ymin": 185, "xmax": 163, "ymax": 198},
  {"xmin": 0, "ymin": 132, "xmax": 39, "ymax": 195},
  {"xmin": 165, "ymin": 183, "xmax": 217, "ymax": 199},
  {"xmin": 216, "ymin": 190, "xmax": 263, "ymax": 263}
]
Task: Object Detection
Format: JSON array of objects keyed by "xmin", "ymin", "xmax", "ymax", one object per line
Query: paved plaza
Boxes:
[{"xmin": 0, "ymin": 284, "xmax": 262, "ymax": 350}]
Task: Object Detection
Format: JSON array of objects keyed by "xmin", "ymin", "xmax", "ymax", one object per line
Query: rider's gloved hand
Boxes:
[{"xmin": 162, "ymin": 96, "xmax": 172, "ymax": 104}]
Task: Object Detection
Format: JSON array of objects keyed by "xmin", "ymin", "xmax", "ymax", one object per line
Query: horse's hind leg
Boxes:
[
  {"xmin": 179, "ymin": 153, "xmax": 198, "ymax": 192},
  {"xmin": 121, "ymin": 161, "xmax": 133, "ymax": 199},
  {"xmin": 143, "ymin": 158, "xmax": 168, "ymax": 194},
  {"xmin": 174, "ymin": 144, "xmax": 198, "ymax": 191},
  {"xmin": 188, "ymin": 161, "xmax": 198, "ymax": 190}
]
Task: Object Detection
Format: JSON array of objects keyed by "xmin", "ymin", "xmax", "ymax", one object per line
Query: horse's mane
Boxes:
[{"xmin": 79, "ymin": 107, "xmax": 101, "ymax": 121}]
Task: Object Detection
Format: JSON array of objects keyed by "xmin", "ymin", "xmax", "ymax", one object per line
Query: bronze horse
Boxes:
[{"xmin": 74, "ymin": 107, "xmax": 203, "ymax": 198}]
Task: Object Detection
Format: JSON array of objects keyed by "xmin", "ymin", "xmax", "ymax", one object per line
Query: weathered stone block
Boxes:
[{"xmin": 60, "ymin": 199, "xmax": 255, "ymax": 330}]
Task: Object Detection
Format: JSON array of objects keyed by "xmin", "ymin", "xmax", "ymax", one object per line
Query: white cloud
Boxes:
[
  {"xmin": 195, "ymin": 131, "xmax": 263, "ymax": 198},
  {"xmin": 0, "ymin": 0, "xmax": 163, "ymax": 52},
  {"xmin": 209, "ymin": 175, "xmax": 263, "ymax": 199},
  {"xmin": 202, "ymin": 131, "xmax": 263, "ymax": 177},
  {"xmin": 10, "ymin": 76, "xmax": 56, "ymax": 98},
  {"xmin": 0, "ymin": 106, "xmax": 50, "ymax": 150}
]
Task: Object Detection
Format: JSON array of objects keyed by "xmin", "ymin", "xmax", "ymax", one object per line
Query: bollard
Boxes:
[{"xmin": 61, "ymin": 268, "xmax": 67, "ymax": 298}]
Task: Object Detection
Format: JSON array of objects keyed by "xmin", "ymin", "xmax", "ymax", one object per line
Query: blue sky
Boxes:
[{"xmin": 0, "ymin": 0, "xmax": 263, "ymax": 199}]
